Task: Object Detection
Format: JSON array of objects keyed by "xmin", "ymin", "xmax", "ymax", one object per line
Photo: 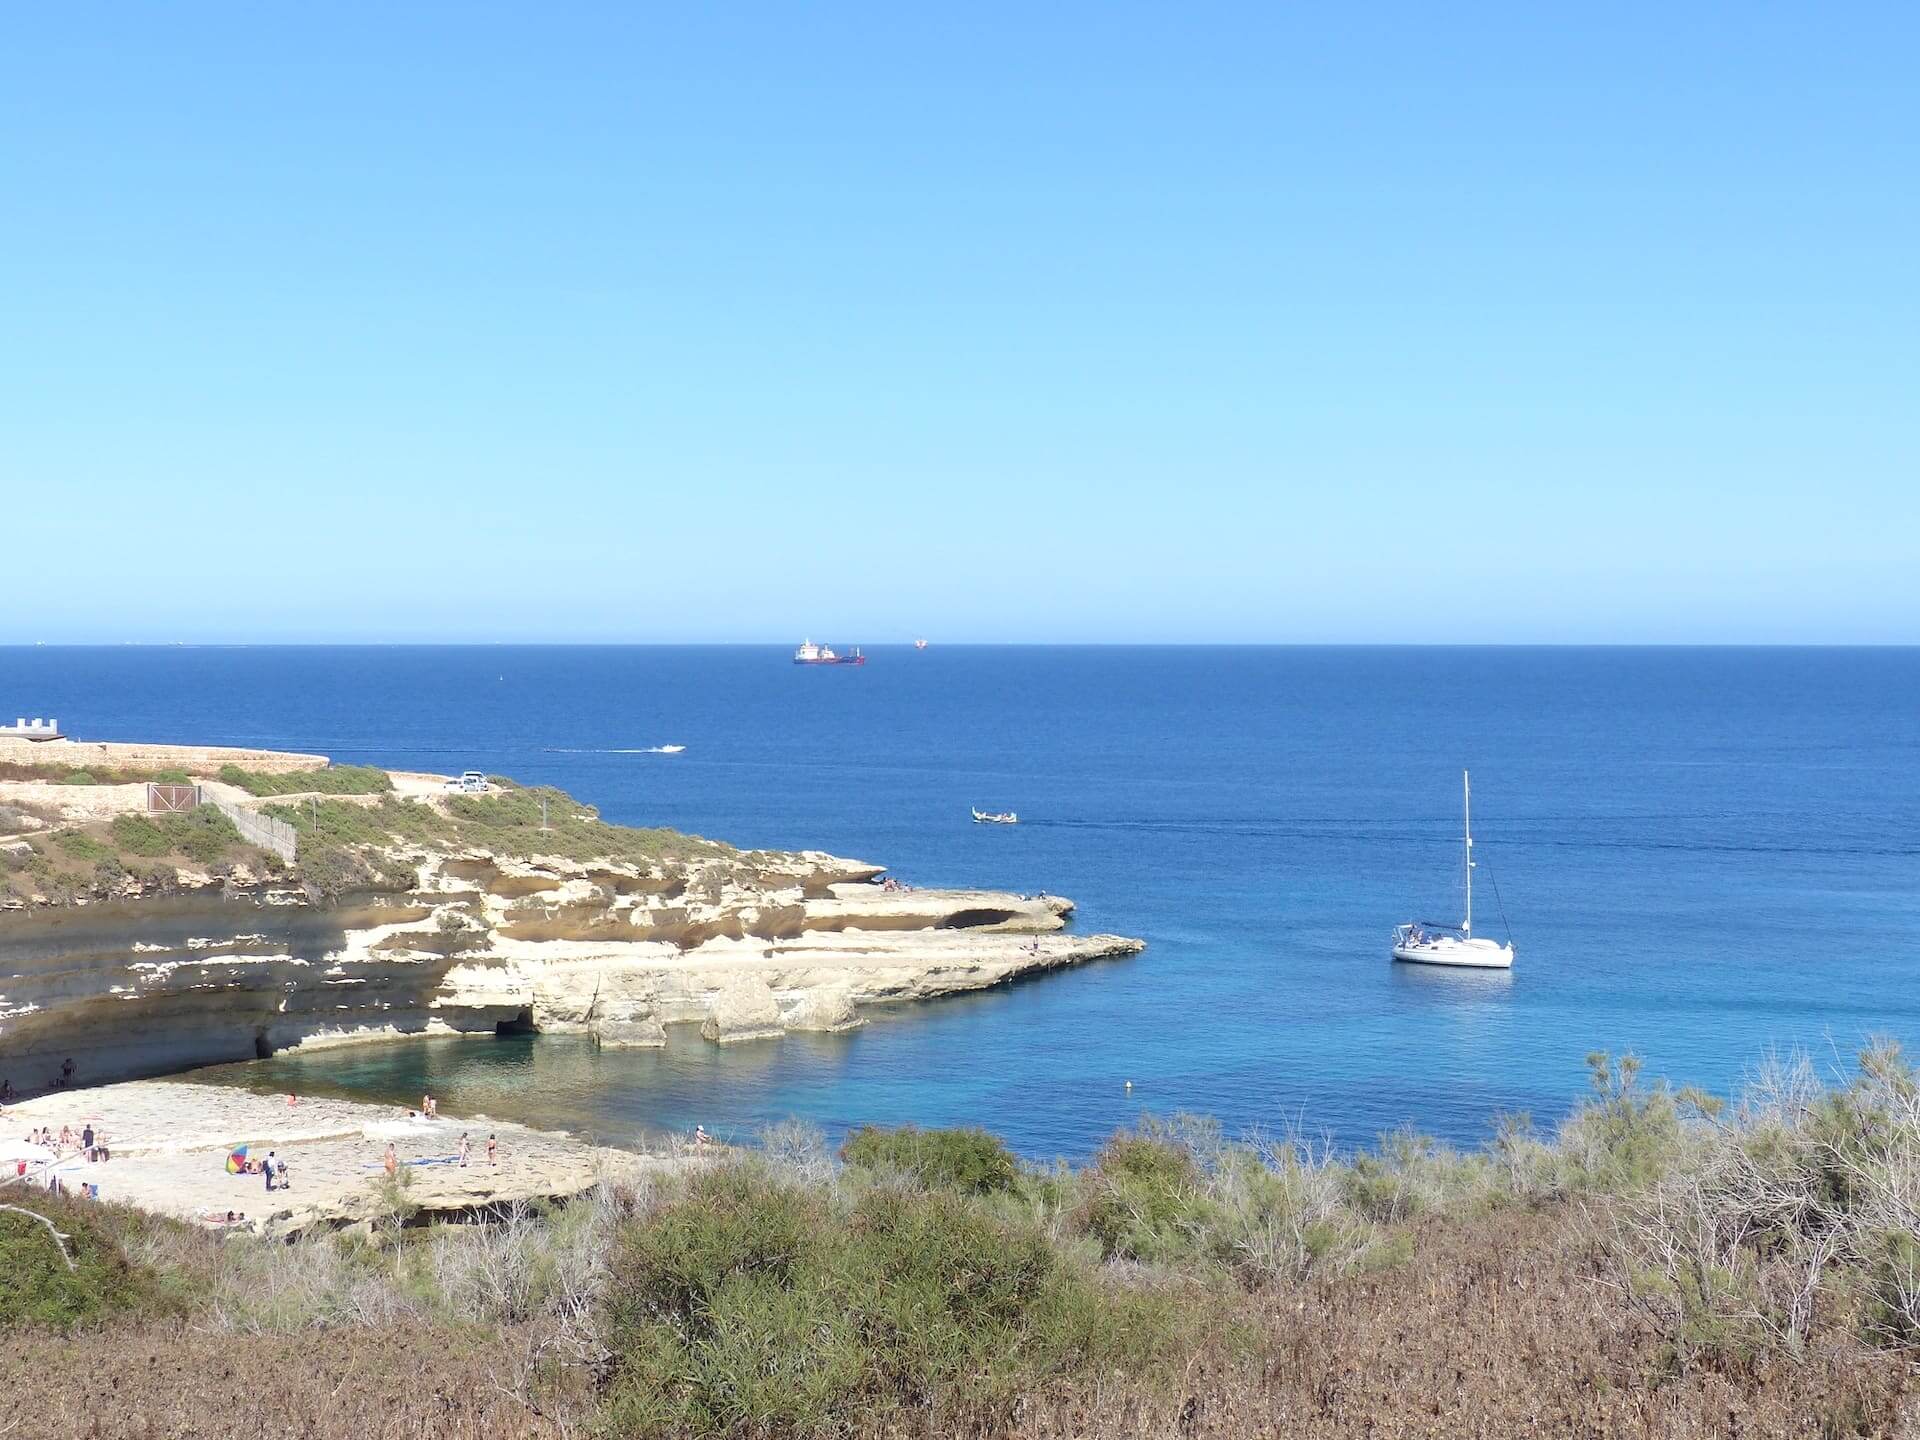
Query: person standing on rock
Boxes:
[
  {"xmin": 384, "ymin": 1142, "xmax": 399, "ymax": 1179},
  {"xmin": 263, "ymin": 1149, "xmax": 277, "ymax": 1193},
  {"xmin": 486, "ymin": 1134, "xmax": 497, "ymax": 1165},
  {"xmin": 458, "ymin": 1132, "xmax": 470, "ymax": 1167}
]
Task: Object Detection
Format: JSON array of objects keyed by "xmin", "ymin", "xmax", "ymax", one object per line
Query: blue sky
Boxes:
[{"xmin": 3, "ymin": 5, "xmax": 1914, "ymax": 643}]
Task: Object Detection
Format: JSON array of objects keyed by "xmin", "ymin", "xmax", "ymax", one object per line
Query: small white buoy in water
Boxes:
[{"xmin": 1125, "ymin": 1079, "xmax": 1133, "ymax": 1091}]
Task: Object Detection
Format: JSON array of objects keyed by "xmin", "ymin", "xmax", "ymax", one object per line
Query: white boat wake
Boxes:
[{"xmin": 542, "ymin": 745, "xmax": 687, "ymax": 755}]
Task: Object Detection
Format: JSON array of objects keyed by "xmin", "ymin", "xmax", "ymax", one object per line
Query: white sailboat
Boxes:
[{"xmin": 1391, "ymin": 770, "xmax": 1514, "ymax": 969}]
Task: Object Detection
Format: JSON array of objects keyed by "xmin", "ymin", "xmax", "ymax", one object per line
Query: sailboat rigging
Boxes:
[{"xmin": 1391, "ymin": 770, "xmax": 1515, "ymax": 970}]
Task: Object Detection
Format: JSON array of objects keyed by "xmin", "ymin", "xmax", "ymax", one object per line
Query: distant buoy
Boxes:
[{"xmin": 1124, "ymin": 1080, "xmax": 1133, "ymax": 1091}]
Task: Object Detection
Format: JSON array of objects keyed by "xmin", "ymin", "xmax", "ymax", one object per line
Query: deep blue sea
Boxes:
[{"xmin": 6, "ymin": 646, "xmax": 1918, "ymax": 1159}]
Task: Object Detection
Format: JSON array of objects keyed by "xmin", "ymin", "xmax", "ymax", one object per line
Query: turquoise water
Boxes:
[{"xmin": 10, "ymin": 644, "xmax": 1919, "ymax": 1158}]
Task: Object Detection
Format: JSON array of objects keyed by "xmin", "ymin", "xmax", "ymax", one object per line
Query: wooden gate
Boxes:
[{"xmin": 145, "ymin": 783, "xmax": 201, "ymax": 814}]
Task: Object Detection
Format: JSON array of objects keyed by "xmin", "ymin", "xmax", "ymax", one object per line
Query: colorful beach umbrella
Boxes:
[{"xmin": 225, "ymin": 1145, "xmax": 249, "ymax": 1174}]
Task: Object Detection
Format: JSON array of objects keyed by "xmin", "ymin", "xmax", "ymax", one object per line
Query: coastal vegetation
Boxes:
[
  {"xmin": 838, "ymin": 1124, "xmax": 1022, "ymax": 1194},
  {"xmin": 262, "ymin": 784, "xmax": 732, "ymax": 896},
  {"xmin": 0, "ymin": 805, "xmax": 269, "ymax": 906},
  {"xmin": 0, "ymin": 769, "xmax": 732, "ymax": 906},
  {"xmin": 216, "ymin": 762, "xmax": 393, "ymax": 797},
  {"xmin": 0, "ymin": 759, "xmax": 196, "ymax": 787},
  {"xmin": 6, "ymin": 1046, "xmax": 1920, "ymax": 1434}
]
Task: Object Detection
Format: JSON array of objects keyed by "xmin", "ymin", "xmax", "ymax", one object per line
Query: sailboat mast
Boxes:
[{"xmin": 1462, "ymin": 769, "xmax": 1473, "ymax": 938}]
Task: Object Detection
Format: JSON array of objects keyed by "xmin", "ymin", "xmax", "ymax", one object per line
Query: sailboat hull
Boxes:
[{"xmin": 1391, "ymin": 937, "xmax": 1514, "ymax": 969}]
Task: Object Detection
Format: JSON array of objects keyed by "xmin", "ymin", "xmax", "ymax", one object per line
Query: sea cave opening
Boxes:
[{"xmin": 938, "ymin": 908, "xmax": 1019, "ymax": 930}]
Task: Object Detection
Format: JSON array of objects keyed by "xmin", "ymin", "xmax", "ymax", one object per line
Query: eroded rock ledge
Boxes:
[{"xmin": 0, "ymin": 842, "xmax": 1143, "ymax": 1094}]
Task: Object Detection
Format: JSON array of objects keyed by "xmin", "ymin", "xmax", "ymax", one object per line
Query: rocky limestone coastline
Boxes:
[
  {"xmin": 0, "ymin": 769, "xmax": 1143, "ymax": 1095},
  {"xmin": 3, "ymin": 1081, "xmax": 647, "ymax": 1239}
]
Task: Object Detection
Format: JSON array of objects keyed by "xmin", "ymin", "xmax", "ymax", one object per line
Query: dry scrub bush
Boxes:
[
  {"xmin": 1212, "ymin": 1126, "xmax": 1375, "ymax": 1282},
  {"xmin": 209, "ymin": 1229, "xmax": 425, "ymax": 1332},
  {"xmin": 758, "ymin": 1118, "xmax": 838, "ymax": 1187},
  {"xmin": 1597, "ymin": 1042, "xmax": 1920, "ymax": 1370},
  {"xmin": 202, "ymin": 1174, "xmax": 644, "ymax": 1346},
  {"xmin": 1074, "ymin": 1114, "xmax": 1476, "ymax": 1285},
  {"xmin": 17, "ymin": 1069, "xmax": 1920, "ymax": 1437}
]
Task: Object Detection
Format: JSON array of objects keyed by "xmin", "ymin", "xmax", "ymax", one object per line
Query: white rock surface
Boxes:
[
  {"xmin": 699, "ymin": 976, "xmax": 785, "ymax": 1044},
  {"xmin": 2, "ymin": 1080, "xmax": 678, "ymax": 1239},
  {"xmin": 783, "ymin": 983, "xmax": 862, "ymax": 1033},
  {"xmin": 0, "ymin": 843, "xmax": 1143, "ymax": 1094}
]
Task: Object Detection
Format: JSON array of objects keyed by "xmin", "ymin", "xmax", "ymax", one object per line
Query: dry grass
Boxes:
[
  {"xmin": 910, "ymin": 1212, "xmax": 1908, "ymax": 1439},
  {"xmin": 1, "ymin": 1207, "xmax": 1902, "ymax": 1440},
  {"xmin": 9, "ymin": 1049, "xmax": 1920, "ymax": 1437},
  {"xmin": 0, "ymin": 1325, "xmax": 584, "ymax": 1439}
]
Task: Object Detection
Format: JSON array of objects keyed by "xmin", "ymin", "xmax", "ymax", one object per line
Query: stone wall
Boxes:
[{"xmin": 0, "ymin": 737, "xmax": 328, "ymax": 775}]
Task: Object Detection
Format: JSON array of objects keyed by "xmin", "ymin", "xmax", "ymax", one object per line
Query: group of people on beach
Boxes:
[
  {"xmin": 379, "ymin": 1106, "xmax": 500, "ymax": 1178},
  {"xmin": 35, "ymin": 1170, "xmax": 98, "ymax": 1199},
  {"xmin": 19, "ymin": 1121, "xmax": 110, "ymax": 1163},
  {"xmin": 397, "ymin": 1093, "xmax": 442, "ymax": 1122},
  {"xmin": 10, "ymin": 1121, "xmax": 105, "ymax": 1199}
]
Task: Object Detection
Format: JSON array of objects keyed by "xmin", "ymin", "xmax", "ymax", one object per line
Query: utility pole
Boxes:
[{"xmin": 540, "ymin": 794, "xmax": 550, "ymax": 832}]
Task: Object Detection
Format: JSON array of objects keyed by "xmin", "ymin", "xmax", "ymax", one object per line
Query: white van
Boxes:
[{"xmin": 444, "ymin": 771, "xmax": 490, "ymax": 794}]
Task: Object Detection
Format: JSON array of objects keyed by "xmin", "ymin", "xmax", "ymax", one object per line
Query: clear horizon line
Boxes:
[{"xmin": 3, "ymin": 639, "xmax": 1917, "ymax": 651}]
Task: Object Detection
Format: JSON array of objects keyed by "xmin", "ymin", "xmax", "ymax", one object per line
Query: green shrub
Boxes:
[
  {"xmin": 1078, "ymin": 1129, "xmax": 1226, "ymax": 1265},
  {"xmin": 611, "ymin": 1166, "xmax": 820, "ymax": 1333},
  {"xmin": 840, "ymin": 1125, "xmax": 1021, "ymax": 1195},
  {"xmin": 1339, "ymin": 1128, "xmax": 1488, "ymax": 1223},
  {"xmin": 47, "ymin": 810, "xmax": 245, "ymax": 876},
  {"xmin": 1865, "ymin": 1229, "xmax": 1920, "ymax": 1344},
  {"xmin": 445, "ymin": 787, "xmax": 724, "ymax": 862},
  {"xmin": 53, "ymin": 830, "xmax": 110, "ymax": 862},
  {"xmin": 603, "ymin": 1163, "xmax": 1191, "ymax": 1435},
  {"xmin": 292, "ymin": 845, "xmax": 377, "ymax": 897},
  {"xmin": 109, "ymin": 814, "xmax": 172, "ymax": 857},
  {"xmin": 0, "ymin": 1194, "xmax": 179, "ymax": 1331},
  {"xmin": 58, "ymin": 770, "xmax": 98, "ymax": 786},
  {"xmin": 1098, "ymin": 1132, "xmax": 1201, "ymax": 1190},
  {"xmin": 1554, "ymin": 1052, "xmax": 1688, "ymax": 1194},
  {"xmin": 218, "ymin": 764, "xmax": 393, "ymax": 797},
  {"xmin": 155, "ymin": 807, "xmax": 244, "ymax": 865}
]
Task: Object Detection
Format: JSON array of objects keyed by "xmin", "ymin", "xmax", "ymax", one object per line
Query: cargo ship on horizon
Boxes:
[{"xmin": 793, "ymin": 640, "xmax": 866, "ymax": 666}]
